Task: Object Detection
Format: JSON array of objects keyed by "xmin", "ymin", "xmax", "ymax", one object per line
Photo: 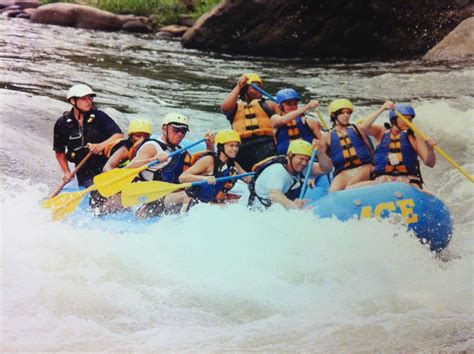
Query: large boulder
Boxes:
[
  {"xmin": 0, "ymin": 0, "xmax": 39, "ymax": 9},
  {"xmin": 182, "ymin": 0, "xmax": 473, "ymax": 59},
  {"xmin": 30, "ymin": 3, "xmax": 122, "ymax": 31},
  {"xmin": 424, "ymin": 17, "xmax": 474, "ymax": 62}
]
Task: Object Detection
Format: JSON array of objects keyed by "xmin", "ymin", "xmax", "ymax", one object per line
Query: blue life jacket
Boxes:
[
  {"xmin": 276, "ymin": 116, "xmax": 315, "ymax": 154},
  {"xmin": 132, "ymin": 138, "xmax": 191, "ymax": 183},
  {"xmin": 329, "ymin": 125, "xmax": 373, "ymax": 176},
  {"xmin": 248, "ymin": 155, "xmax": 303, "ymax": 208},
  {"xmin": 373, "ymin": 130, "xmax": 420, "ymax": 178},
  {"xmin": 186, "ymin": 151, "xmax": 238, "ymax": 203}
]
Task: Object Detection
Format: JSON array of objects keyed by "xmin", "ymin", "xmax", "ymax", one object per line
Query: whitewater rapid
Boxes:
[
  {"xmin": 1, "ymin": 174, "xmax": 473, "ymax": 351},
  {"xmin": 1, "ymin": 15, "xmax": 473, "ymax": 351}
]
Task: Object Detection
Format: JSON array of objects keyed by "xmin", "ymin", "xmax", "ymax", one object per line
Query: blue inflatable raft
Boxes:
[
  {"xmin": 63, "ymin": 138, "xmax": 453, "ymax": 252},
  {"xmin": 304, "ymin": 176, "xmax": 452, "ymax": 251}
]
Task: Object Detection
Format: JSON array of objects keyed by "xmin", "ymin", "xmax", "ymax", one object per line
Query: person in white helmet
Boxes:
[
  {"xmin": 127, "ymin": 112, "xmax": 214, "ymax": 219},
  {"xmin": 53, "ymin": 84, "xmax": 123, "ymax": 188}
]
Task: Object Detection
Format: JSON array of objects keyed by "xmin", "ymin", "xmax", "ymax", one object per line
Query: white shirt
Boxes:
[
  {"xmin": 136, "ymin": 139, "xmax": 172, "ymax": 181},
  {"xmin": 240, "ymin": 163, "xmax": 302, "ymax": 208}
]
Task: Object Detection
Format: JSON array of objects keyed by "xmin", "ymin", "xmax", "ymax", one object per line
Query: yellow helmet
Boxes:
[
  {"xmin": 128, "ymin": 119, "xmax": 152, "ymax": 135},
  {"xmin": 244, "ymin": 73, "xmax": 263, "ymax": 85},
  {"xmin": 328, "ymin": 99, "xmax": 354, "ymax": 116},
  {"xmin": 162, "ymin": 112, "xmax": 190, "ymax": 129},
  {"xmin": 215, "ymin": 129, "xmax": 241, "ymax": 145},
  {"xmin": 287, "ymin": 139, "xmax": 313, "ymax": 157}
]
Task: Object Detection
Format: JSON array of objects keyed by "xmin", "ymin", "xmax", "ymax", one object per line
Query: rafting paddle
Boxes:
[
  {"xmin": 43, "ymin": 139, "xmax": 206, "ymax": 221},
  {"xmin": 48, "ymin": 151, "xmax": 94, "ymax": 199},
  {"xmin": 94, "ymin": 138, "xmax": 206, "ymax": 197},
  {"xmin": 394, "ymin": 110, "xmax": 474, "ymax": 183},
  {"xmin": 121, "ymin": 172, "xmax": 254, "ymax": 207},
  {"xmin": 299, "ymin": 148, "xmax": 318, "ymax": 199},
  {"xmin": 43, "ymin": 185, "xmax": 96, "ymax": 221}
]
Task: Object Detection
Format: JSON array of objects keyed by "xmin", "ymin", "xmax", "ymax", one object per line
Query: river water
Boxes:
[{"xmin": 1, "ymin": 17, "xmax": 473, "ymax": 351}]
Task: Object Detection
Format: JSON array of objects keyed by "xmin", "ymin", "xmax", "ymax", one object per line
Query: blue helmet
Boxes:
[
  {"xmin": 389, "ymin": 104, "xmax": 416, "ymax": 123},
  {"xmin": 276, "ymin": 88, "xmax": 301, "ymax": 105}
]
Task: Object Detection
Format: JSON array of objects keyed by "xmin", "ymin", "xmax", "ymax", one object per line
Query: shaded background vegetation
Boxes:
[{"xmin": 40, "ymin": 0, "xmax": 220, "ymax": 25}]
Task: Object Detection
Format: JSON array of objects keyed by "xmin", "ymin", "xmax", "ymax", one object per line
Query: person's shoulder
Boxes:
[
  {"xmin": 91, "ymin": 108, "xmax": 113, "ymax": 119},
  {"xmin": 54, "ymin": 111, "xmax": 71, "ymax": 126},
  {"xmin": 260, "ymin": 161, "xmax": 287, "ymax": 176}
]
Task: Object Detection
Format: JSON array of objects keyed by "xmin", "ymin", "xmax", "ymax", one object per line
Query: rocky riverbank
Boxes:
[
  {"xmin": 0, "ymin": 0, "xmax": 195, "ymax": 37},
  {"xmin": 182, "ymin": 0, "xmax": 474, "ymax": 62},
  {"xmin": 2, "ymin": 0, "xmax": 473, "ymax": 62}
]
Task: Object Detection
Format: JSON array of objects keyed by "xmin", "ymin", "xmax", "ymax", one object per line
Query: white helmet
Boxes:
[
  {"xmin": 162, "ymin": 112, "xmax": 189, "ymax": 130},
  {"xmin": 67, "ymin": 84, "xmax": 96, "ymax": 100}
]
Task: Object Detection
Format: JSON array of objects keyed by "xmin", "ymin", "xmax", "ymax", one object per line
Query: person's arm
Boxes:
[
  {"xmin": 317, "ymin": 133, "xmax": 334, "ymax": 169},
  {"xmin": 235, "ymin": 161, "xmax": 252, "ymax": 183},
  {"xmin": 268, "ymin": 189, "xmax": 306, "ymax": 209},
  {"xmin": 87, "ymin": 111, "xmax": 124, "ymax": 154},
  {"xmin": 271, "ymin": 100, "xmax": 319, "ymax": 128},
  {"xmin": 365, "ymin": 124, "xmax": 385, "ymax": 142},
  {"xmin": 305, "ymin": 116, "xmax": 323, "ymax": 140},
  {"xmin": 53, "ymin": 119, "xmax": 73, "ymax": 182},
  {"xmin": 88, "ymin": 133, "xmax": 124, "ymax": 155},
  {"xmin": 266, "ymin": 100, "xmax": 281, "ymax": 115},
  {"xmin": 179, "ymin": 155, "xmax": 215, "ymax": 183},
  {"xmin": 205, "ymin": 131, "xmax": 216, "ymax": 152},
  {"xmin": 311, "ymin": 143, "xmax": 333, "ymax": 175},
  {"xmin": 414, "ymin": 136, "xmax": 437, "ymax": 167},
  {"xmin": 126, "ymin": 143, "xmax": 168, "ymax": 169},
  {"xmin": 359, "ymin": 101, "xmax": 394, "ymax": 133},
  {"xmin": 103, "ymin": 146, "xmax": 129, "ymax": 172},
  {"xmin": 221, "ymin": 75, "xmax": 248, "ymax": 115},
  {"xmin": 55, "ymin": 151, "xmax": 73, "ymax": 183}
]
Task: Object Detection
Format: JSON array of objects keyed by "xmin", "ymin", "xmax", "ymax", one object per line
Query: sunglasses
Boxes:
[{"xmin": 170, "ymin": 126, "xmax": 188, "ymax": 134}]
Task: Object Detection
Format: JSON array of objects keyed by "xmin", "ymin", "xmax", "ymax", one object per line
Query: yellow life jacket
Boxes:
[{"xmin": 232, "ymin": 99, "xmax": 274, "ymax": 139}]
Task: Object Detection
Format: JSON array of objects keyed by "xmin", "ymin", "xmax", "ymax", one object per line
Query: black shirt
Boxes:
[
  {"xmin": 53, "ymin": 108, "xmax": 122, "ymax": 187},
  {"xmin": 53, "ymin": 108, "xmax": 122, "ymax": 153}
]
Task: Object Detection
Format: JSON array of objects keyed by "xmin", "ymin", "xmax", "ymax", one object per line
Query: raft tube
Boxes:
[{"xmin": 305, "ymin": 179, "xmax": 452, "ymax": 251}]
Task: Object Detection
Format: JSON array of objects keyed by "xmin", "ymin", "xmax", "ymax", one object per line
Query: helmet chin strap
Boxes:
[
  {"xmin": 164, "ymin": 126, "xmax": 173, "ymax": 147},
  {"xmin": 218, "ymin": 144, "xmax": 232, "ymax": 161},
  {"xmin": 287, "ymin": 154, "xmax": 297, "ymax": 174}
]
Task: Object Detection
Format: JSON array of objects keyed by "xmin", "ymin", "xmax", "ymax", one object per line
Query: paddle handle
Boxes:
[
  {"xmin": 250, "ymin": 83, "xmax": 276, "ymax": 102},
  {"xmin": 147, "ymin": 138, "xmax": 206, "ymax": 168},
  {"xmin": 394, "ymin": 111, "xmax": 474, "ymax": 183},
  {"xmin": 190, "ymin": 172, "xmax": 255, "ymax": 187},
  {"xmin": 299, "ymin": 148, "xmax": 318, "ymax": 199},
  {"xmin": 309, "ymin": 109, "xmax": 329, "ymax": 129},
  {"xmin": 49, "ymin": 151, "xmax": 94, "ymax": 199}
]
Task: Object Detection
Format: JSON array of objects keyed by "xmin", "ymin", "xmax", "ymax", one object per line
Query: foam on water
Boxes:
[{"xmin": 1, "ymin": 178, "xmax": 472, "ymax": 351}]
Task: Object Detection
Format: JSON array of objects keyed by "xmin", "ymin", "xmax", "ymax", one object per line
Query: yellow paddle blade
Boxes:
[
  {"xmin": 42, "ymin": 186, "xmax": 96, "ymax": 221},
  {"xmin": 121, "ymin": 181, "xmax": 192, "ymax": 207},
  {"xmin": 93, "ymin": 166, "xmax": 146, "ymax": 198}
]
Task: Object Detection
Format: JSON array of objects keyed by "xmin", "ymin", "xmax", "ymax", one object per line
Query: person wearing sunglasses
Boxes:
[
  {"xmin": 271, "ymin": 88, "xmax": 323, "ymax": 155},
  {"xmin": 220, "ymin": 73, "xmax": 280, "ymax": 171},
  {"xmin": 53, "ymin": 84, "xmax": 124, "ymax": 188},
  {"xmin": 126, "ymin": 112, "xmax": 214, "ymax": 219}
]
